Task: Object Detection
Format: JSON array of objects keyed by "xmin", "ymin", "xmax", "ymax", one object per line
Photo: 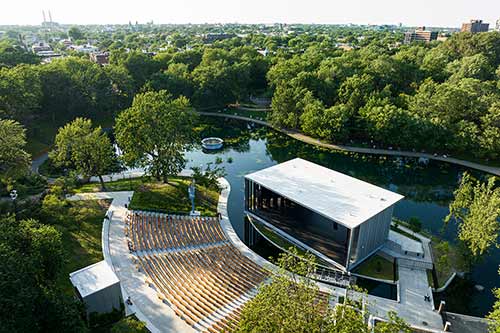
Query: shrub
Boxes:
[{"xmin": 408, "ymin": 216, "xmax": 422, "ymax": 233}]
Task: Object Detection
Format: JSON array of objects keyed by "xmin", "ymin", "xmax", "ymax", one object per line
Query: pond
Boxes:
[{"xmin": 184, "ymin": 116, "xmax": 497, "ymax": 317}]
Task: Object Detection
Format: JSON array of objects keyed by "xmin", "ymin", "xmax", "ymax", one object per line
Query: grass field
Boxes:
[
  {"xmin": 352, "ymin": 254, "xmax": 396, "ymax": 281},
  {"xmin": 57, "ymin": 199, "xmax": 111, "ymax": 295},
  {"xmin": 75, "ymin": 176, "xmax": 219, "ymax": 216}
]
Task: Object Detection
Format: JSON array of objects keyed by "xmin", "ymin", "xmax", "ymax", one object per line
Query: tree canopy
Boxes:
[
  {"xmin": 236, "ymin": 249, "xmax": 411, "ymax": 333},
  {"xmin": 0, "ymin": 215, "xmax": 87, "ymax": 332},
  {"xmin": 50, "ymin": 118, "xmax": 119, "ymax": 189},
  {"xmin": 0, "ymin": 119, "xmax": 31, "ymax": 184},
  {"xmin": 445, "ymin": 172, "xmax": 500, "ymax": 258},
  {"xmin": 115, "ymin": 90, "xmax": 197, "ymax": 182}
]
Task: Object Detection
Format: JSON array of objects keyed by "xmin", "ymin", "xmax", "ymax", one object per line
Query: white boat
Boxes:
[{"xmin": 201, "ymin": 137, "xmax": 224, "ymax": 150}]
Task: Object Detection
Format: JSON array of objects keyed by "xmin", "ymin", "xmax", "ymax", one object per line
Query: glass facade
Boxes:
[{"xmin": 245, "ymin": 179, "xmax": 350, "ymax": 267}]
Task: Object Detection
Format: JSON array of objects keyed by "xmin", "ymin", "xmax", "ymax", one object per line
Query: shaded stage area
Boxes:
[{"xmin": 246, "ymin": 183, "xmax": 349, "ymax": 267}]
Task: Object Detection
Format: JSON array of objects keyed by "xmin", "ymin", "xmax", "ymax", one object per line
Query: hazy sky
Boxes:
[{"xmin": 1, "ymin": 0, "xmax": 499, "ymax": 27}]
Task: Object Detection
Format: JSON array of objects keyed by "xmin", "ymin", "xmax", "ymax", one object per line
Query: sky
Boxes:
[{"xmin": 1, "ymin": 0, "xmax": 499, "ymax": 28}]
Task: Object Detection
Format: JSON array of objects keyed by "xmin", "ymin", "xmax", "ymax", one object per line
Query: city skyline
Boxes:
[{"xmin": 1, "ymin": 0, "xmax": 499, "ymax": 27}]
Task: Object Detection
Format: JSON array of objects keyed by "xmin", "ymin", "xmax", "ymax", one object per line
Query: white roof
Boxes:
[
  {"xmin": 245, "ymin": 158, "xmax": 404, "ymax": 228},
  {"xmin": 69, "ymin": 260, "xmax": 119, "ymax": 298}
]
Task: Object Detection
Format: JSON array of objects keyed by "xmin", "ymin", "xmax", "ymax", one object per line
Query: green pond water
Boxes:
[{"xmin": 184, "ymin": 116, "xmax": 497, "ymax": 317}]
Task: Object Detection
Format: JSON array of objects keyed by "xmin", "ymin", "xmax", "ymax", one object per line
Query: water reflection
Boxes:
[{"xmin": 185, "ymin": 116, "xmax": 496, "ymax": 317}]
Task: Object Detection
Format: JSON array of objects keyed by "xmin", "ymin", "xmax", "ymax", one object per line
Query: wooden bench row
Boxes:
[
  {"xmin": 138, "ymin": 244, "xmax": 268, "ymax": 332},
  {"xmin": 126, "ymin": 211, "xmax": 226, "ymax": 252}
]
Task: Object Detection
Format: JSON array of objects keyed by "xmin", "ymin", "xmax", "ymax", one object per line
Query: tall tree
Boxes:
[
  {"xmin": 0, "ymin": 65, "xmax": 42, "ymax": 121},
  {"xmin": 0, "ymin": 119, "xmax": 31, "ymax": 184},
  {"xmin": 445, "ymin": 172, "xmax": 500, "ymax": 258},
  {"xmin": 0, "ymin": 216, "xmax": 87, "ymax": 332},
  {"xmin": 115, "ymin": 90, "xmax": 196, "ymax": 182},
  {"xmin": 236, "ymin": 249, "xmax": 410, "ymax": 333},
  {"xmin": 68, "ymin": 26, "xmax": 85, "ymax": 41},
  {"xmin": 0, "ymin": 41, "xmax": 39, "ymax": 68},
  {"xmin": 50, "ymin": 118, "xmax": 118, "ymax": 189}
]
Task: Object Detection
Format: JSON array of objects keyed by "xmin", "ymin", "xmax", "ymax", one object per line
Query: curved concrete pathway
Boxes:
[{"xmin": 199, "ymin": 112, "xmax": 500, "ymax": 176}]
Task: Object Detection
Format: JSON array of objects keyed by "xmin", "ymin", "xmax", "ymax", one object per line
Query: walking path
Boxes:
[{"xmin": 198, "ymin": 112, "xmax": 500, "ymax": 176}]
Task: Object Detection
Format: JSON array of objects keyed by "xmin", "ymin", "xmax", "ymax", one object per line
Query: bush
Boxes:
[
  {"xmin": 41, "ymin": 194, "xmax": 68, "ymax": 225},
  {"xmin": 408, "ymin": 216, "xmax": 422, "ymax": 233},
  {"xmin": 38, "ymin": 158, "xmax": 65, "ymax": 178},
  {"xmin": 191, "ymin": 162, "xmax": 226, "ymax": 191},
  {"xmin": 111, "ymin": 316, "xmax": 148, "ymax": 333}
]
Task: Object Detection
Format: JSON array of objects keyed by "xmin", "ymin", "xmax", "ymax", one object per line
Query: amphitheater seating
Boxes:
[{"xmin": 126, "ymin": 210, "xmax": 269, "ymax": 332}]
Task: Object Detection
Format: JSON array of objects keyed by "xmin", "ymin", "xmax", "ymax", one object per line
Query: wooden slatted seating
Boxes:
[
  {"xmin": 140, "ymin": 249, "xmax": 265, "ymax": 332},
  {"xmin": 126, "ymin": 210, "xmax": 273, "ymax": 332},
  {"xmin": 127, "ymin": 211, "xmax": 230, "ymax": 252}
]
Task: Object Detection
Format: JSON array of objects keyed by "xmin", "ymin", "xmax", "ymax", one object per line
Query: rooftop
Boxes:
[
  {"xmin": 245, "ymin": 158, "xmax": 404, "ymax": 228},
  {"xmin": 69, "ymin": 260, "xmax": 119, "ymax": 298}
]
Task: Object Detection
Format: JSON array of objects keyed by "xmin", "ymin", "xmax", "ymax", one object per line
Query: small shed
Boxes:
[{"xmin": 69, "ymin": 260, "xmax": 122, "ymax": 315}]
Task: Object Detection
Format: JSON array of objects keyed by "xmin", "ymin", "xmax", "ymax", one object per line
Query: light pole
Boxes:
[{"xmin": 9, "ymin": 189, "xmax": 18, "ymax": 217}]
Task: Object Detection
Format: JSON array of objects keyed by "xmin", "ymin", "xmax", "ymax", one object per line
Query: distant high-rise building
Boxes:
[
  {"xmin": 461, "ymin": 20, "xmax": 489, "ymax": 33},
  {"xmin": 496, "ymin": 19, "xmax": 500, "ymax": 32},
  {"xmin": 404, "ymin": 27, "xmax": 438, "ymax": 44}
]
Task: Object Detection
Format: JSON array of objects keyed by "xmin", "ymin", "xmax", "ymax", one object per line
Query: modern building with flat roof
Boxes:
[
  {"xmin": 461, "ymin": 20, "xmax": 489, "ymax": 33},
  {"xmin": 244, "ymin": 158, "xmax": 404, "ymax": 271},
  {"xmin": 70, "ymin": 260, "xmax": 123, "ymax": 316},
  {"xmin": 404, "ymin": 27, "xmax": 438, "ymax": 44}
]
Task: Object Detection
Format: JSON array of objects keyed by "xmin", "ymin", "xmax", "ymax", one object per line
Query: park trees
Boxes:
[
  {"xmin": 116, "ymin": 51, "xmax": 161, "ymax": 90},
  {"xmin": 115, "ymin": 90, "xmax": 197, "ymax": 182},
  {"xmin": 38, "ymin": 57, "xmax": 126, "ymax": 123},
  {"xmin": 191, "ymin": 48, "xmax": 250, "ymax": 107},
  {"xmin": 269, "ymin": 82, "xmax": 310, "ymax": 129},
  {"xmin": 0, "ymin": 41, "xmax": 39, "ymax": 68},
  {"xmin": 0, "ymin": 119, "xmax": 31, "ymax": 184},
  {"xmin": 68, "ymin": 26, "xmax": 85, "ymax": 41},
  {"xmin": 445, "ymin": 173, "xmax": 500, "ymax": 259},
  {"xmin": 50, "ymin": 118, "xmax": 118, "ymax": 189},
  {"xmin": 236, "ymin": 249, "xmax": 410, "ymax": 333},
  {"xmin": 0, "ymin": 64, "xmax": 42, "ymax": 121},
  {"xmin": 144, "ymin": 63, "xmax": 195, "ymax": 99},
  {"xmin": 0, "ymin": 215, "xmax": 87, "ymax": 332}
]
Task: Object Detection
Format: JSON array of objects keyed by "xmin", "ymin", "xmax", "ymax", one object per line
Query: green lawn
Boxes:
[
  {"xmin": 106, "ymin": 315, "xmax": 148, "ymax": 333},
  {"xmin": 352, "ymin": 255, "xmax": 396, "ymax": 281},
  {"xmin": 57, "ymin": 199, "xmax": 111, "ymax": 295},
  {"xmin": 74, "ymin": 177, "xmax": 147, "ymax": 193},
  {"xmin": 75, "ymin": 176, "xmax": 219, "ymax": 217}
]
